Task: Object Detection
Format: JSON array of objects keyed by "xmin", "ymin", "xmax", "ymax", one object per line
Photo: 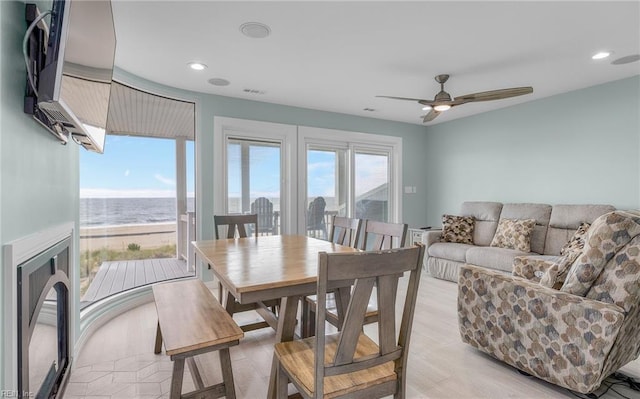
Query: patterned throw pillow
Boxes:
[
  {"xmin": 441, "ymin": 214, "xmax": 475, "ymax": 244},
  {"xmin": 490, "ymin": 218, "xmax": 536, "ymax": 252},
  {"xmin": 560, "ymin": 222, "xmax": 591, "ymax": 256},
  {"xmin": 539, "ymin": 251, "xmax": 581, "ymax": 289}
]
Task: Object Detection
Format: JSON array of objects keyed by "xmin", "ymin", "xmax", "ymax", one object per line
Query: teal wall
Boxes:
[
  {"xmin": 1, "ymin": 0, "xmax": 79, "ymax": 388},
  {"xmin": 423, "ymin": 76, "xmax": 640, "ymax": 226}
]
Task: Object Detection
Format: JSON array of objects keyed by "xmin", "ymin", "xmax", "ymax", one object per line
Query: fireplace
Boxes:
[
  {"xmin": 18, "ymin": 237, "xmax": 71, "ymax": 398},
  {"xmin": 3, "ymin": 223, "xmax": 74, "ymax": 399}
]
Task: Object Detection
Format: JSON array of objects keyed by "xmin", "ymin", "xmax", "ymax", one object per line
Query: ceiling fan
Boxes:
[{"xmin": 377, "ymin": 74, "xmax": 533, "ymax": 123}]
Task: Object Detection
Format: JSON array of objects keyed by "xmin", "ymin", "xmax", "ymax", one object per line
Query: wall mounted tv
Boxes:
[{"xmin": 24, "ymin": 0, "xmax": 116, "ymax": 154}]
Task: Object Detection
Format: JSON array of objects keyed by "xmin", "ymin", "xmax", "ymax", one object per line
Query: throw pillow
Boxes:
[
  {"xmin": 490, "ymin": 218, "xmax": 536, "ymax": 252},
  {"xmin": 559, "ymin": 222, "xmax": 591, "ymax": 256},
  {"xmin": 441, "ymin": 214, "xmax": 475, "ymax": 244},
  {"xmin": 539, "ymin": 250, "xmax": 581, "ymax": 289}
]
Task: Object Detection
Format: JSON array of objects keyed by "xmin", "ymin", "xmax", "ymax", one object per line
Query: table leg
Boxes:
[
  {"xmin": 154, "ymin": 322, "xmax": 163, "ymax": 354},
  {"xmin": 170, "ymin": 357, "xmax": 185, "ymax": 399}
]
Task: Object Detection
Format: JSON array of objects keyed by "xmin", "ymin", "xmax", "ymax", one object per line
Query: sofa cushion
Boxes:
[
  {"xmin": 428, "ymin": 242, "xmax": 475, "ymax": 262},
  {"xmin": 466, "ymin": 246, "xmax": 532, "ymax": 273},
  {"xmin": 460, "ymin": 201, "xmax": 502, "ymax": 246},
  {"xmin": 562, "ymin": 211, "xmax": 640, "ymax": 296},
  {"xmin": 544, "ymin": 204, "xmax": 616, "ymax": 255},
  {"xmin": 500, "ymin": 203, "xmax": 552, "ymax": 254},
  {"xmin": 441, "ymin": 214, "xmax": 474, "ymax": 244},
  {"xmin": 490, "ymin": 218, "xmax": 536, "ymax": 252}
]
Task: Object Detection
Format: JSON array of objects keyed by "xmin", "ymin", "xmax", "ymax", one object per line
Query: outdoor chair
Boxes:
[
  {"xmin": 306, "ymin": 196, "xmax": 327, "ymax": 239},
  {"xmin": 303, "ymin": 219, "xmax": 407, "ymax": 337},
  {"xmin": 274, "ymin": 244, "xmax": 425, "ymax": 399},
  {"xmin": 251, "ymin": 197, "xmax": 277, "ymax": 235}
]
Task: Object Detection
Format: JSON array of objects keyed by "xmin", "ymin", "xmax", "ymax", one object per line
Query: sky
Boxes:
[{"xmin": 80, "ymin": 135, "xmax": 388, "ymax": 199}]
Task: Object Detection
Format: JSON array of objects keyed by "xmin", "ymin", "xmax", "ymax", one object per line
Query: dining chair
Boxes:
[
  {"xmin": 303, "ymin": 219, "xmax": 409, "ymax": 336},
  {"xmin": 274, "ymin": 244, "xmax": 425, "ymax": 399},
  {"xmin": 359, "ymin": 219, "xmax": 408, "ymax": 251},
  {"xmin": 328, "ymin": 215, "xmax": 362, "ymax": 247},
  {"xmin": 301, "ymin": 216, "xmax": 362, "ymax": 337},
  {"xmin": 213, "ymin": 214, "xmax": 258, "ymax": 304},
  {"xmin": 214, "ymin": 214, "xmax": 258, "ymax": 239}
]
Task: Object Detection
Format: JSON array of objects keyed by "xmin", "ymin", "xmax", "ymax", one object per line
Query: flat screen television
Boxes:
[{"xmin": 25, "ymin": 0, "xmax": 116, "ymax": 153}]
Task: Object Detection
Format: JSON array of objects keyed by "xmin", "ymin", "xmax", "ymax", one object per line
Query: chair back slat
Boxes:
[
  {"xmin": 376, "ymin": 274, "xmax": 399, "ymax": 354},
  {"xmin": 315, "ymin": 244, "xmax": 425, "ymax": 394},
  {"xmin": 360, "ymin": 220, "xmax": 408, "ymax": 250},
  {"xmin": 214, "ymin": 214, "xmax": 258, "ymax": 239},
  {"xmin": 329, "ymin": 216, "xmax": 362, "ymax": 248},
  {"xmin": 333, "ymin": 277, "xmax": 376, "ymax": 366}
]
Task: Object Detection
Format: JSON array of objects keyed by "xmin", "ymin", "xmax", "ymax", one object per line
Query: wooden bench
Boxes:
[{"xmin": 153, "ymin": 279, "xmax": 244, "ymax": 399}]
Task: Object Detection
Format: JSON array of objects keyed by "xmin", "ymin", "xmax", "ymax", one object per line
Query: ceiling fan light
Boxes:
[
  {"xmin": 422, "ymin": 105, "xmax": 432, "ymax": 111},
  {"xmin": 434, "ymin": 104, "xmax": 451, "ymax": 112}
]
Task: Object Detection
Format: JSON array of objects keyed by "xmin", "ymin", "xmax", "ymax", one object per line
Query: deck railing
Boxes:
[{"xmin": 178, "ymin": 211, "xmax": 196, "ymax": 272}]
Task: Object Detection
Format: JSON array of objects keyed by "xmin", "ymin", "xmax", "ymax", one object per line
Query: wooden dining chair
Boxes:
[
  {"xmin": 328, "ymin": 215, "xmax": 362, "ymax": 247},
  {"xmin": 213, "ymin": 214, "xmax": 258, "ymax": 304},
  {"xmin": 274, "ymin": 244, "xmax": 425, "ymax": 399},
  {"xmin": 302, "ymin": 219, "xmax": 409, "ymax": 337},
  {"xmin": 214, "ymin": 214, "xmax": 258, "ymax": 239},
  {"xmin": 359, "ymin": 219, "xmax": 408, "ymax": 251},
  {"xmin": 301, "ymin": 216, "xmax": 362, "ymax": 337}
]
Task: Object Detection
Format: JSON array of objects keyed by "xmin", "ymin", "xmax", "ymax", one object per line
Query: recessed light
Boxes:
[
  {"xmin": 240, "ymin": 22, "xmax": 271, "ymax": 39},
  {"xmin": 208, "ymin": 78, "xmax": 230, "ymax": 86},
  {"xmin": 592, "ymin": 51, "xmax": 612, "ymax": 60},
  {"xmin": 188, "ymin": 62, "xmax": 207, "ymax": 71}
]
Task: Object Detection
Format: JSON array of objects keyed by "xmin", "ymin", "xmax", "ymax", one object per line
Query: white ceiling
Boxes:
[{"xmin": 111, "ymin": 1, "xmax": 640, "ymax": 126}]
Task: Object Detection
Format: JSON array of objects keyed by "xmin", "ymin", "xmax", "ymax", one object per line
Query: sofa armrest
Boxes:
[
  {"xmin": 422, "ymin": 229, "xmax": 442, "ymax": 251},
  {"xmin": 512, "ymin": 255, "xmax": 559, "ymax": 282},
  {"xmin": 458, "ymin": 264, "xmax": 625, "ymax": 394}
]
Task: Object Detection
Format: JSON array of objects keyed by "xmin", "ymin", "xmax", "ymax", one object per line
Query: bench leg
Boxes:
[
  {"xmin": 154, "ymin": 321, "xmax": 163, "ymax": 354},
  {"xmin": 170, "ymin": 358, "xmax": 185, "ymax": 399},
  {"xmin": 219, "ymin": 347, "xmax": 237, "ymax": 399}
]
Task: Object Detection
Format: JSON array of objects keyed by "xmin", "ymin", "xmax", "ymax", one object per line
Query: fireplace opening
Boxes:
[{"xmin": 17, "ymin": 237, "xmax": 71, "ymax": 398}]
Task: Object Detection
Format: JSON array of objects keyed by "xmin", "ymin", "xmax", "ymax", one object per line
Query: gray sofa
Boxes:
[{"xmin": 423, "ymin": 202, "xmax": 615, "ymax": 282}]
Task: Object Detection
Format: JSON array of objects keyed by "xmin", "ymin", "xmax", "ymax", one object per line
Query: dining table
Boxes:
[{"xmin": 192, "ymin": 234, "xmax": 360, "ymax": 399}]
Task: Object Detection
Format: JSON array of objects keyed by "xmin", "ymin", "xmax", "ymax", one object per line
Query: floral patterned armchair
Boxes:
[{"xmin": 457, "ymin": 210, "xmax": 640, "ymax": 394}]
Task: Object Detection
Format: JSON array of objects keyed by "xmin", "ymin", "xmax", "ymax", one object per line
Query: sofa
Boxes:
[
  {"xmin": 457, "ymin": 210, "xmax": 640, "ymax": 393},
  {"xmin": 423, "ymin": 202, "xmax": 615, "ymax": 282}
]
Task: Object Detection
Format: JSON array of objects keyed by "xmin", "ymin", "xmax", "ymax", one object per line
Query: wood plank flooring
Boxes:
[
  {"xmin": 69, "ymin": 274, "xmax": 640, "ymax": 398},
  {"xmin": 82, "ymin": 258, "xmax": 193, "ymax": 304}
]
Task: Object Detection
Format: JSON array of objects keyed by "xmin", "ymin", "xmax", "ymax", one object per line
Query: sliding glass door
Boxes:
[
  {"xmin": 227, "ymin": 138, "xmax": 282, "ymax": 235},
  {"xmin": 214, "ymin": 117, "xmax": 401, "ymax": 237}
]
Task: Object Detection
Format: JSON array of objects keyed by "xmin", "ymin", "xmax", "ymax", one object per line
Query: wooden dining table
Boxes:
[{"xmin": 192, "ymin": 234, "xmax": 360, "ymax": 399}]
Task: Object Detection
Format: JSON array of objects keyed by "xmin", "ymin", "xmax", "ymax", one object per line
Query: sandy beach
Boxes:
[{"xmin": 79, "ymin": 223, "xmax": 177, "ymax": 252}]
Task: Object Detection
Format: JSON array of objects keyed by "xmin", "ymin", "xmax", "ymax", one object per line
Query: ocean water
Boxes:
[{"xmin": 80, "ymin": 198, "xmax": 195, "ymax": 226}]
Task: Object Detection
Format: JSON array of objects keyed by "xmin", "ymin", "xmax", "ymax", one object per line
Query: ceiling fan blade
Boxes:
[
  {"xmin": 455, "ymin": 87, "xmax": 533, "ymax": 102},
  {"xmin": 423, "ymin": 110, "xmax": 440, "ymax": 122},
  {"xmin": 376, "ymin": 95, "xmax": 429, "ymax": 102}
]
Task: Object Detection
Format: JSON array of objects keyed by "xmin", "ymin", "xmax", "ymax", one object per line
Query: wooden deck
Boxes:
[{"xmin": 81, "ymin": 258, "xmax": 194, "ymax": 304}]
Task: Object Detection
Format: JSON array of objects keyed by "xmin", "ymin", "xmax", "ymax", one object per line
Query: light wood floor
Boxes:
[{"xmin": 67, "ymin": 274, "xmax": 640, "ymax": 398}]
